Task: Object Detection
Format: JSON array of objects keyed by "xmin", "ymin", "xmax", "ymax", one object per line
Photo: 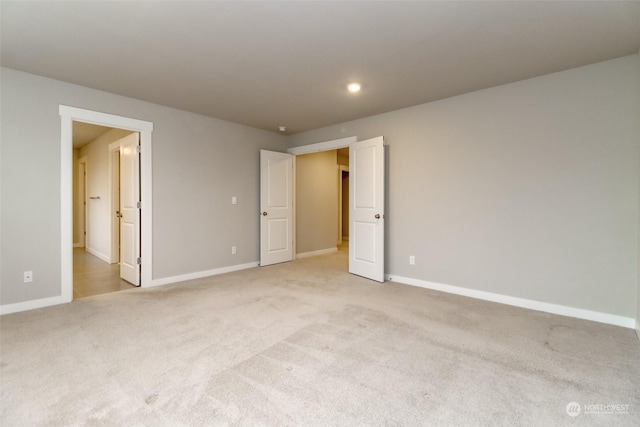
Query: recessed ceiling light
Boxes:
[
  {"xmin": 279, "ymin": 126, "xmax": 287, "ymax": 132},
  {"xmin": 347, "ymin": 83, "xmax": 361, "ymax": 93}
]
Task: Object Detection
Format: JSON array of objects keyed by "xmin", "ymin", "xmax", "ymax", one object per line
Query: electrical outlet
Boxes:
[
  {"xmin": 409, "ymin": 256, "xmax": 415, "ymax": 265},
  {"xmin": 231, "ymin": 196, "xmax": 237, "ymax": 205},
  {"xmin": 24, "ymin": 271, "xmax": 33, "ymax": 283},
  {"xmin": 231, "ymin": 246, "xmax": 237, "ymax": 255}
]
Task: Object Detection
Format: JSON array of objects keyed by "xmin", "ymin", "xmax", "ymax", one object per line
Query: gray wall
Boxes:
[
  {"xmin": 289, "ymin": 55, "xmax": 640, "ymax": 318},
  {"xmin": 2, "ymin": 56, "xmax": 638, "ymax": 321},
  {"xmin": 296, "ymin": 151, "xmax": 338, "ymax": 254},
  {"xmin": 0, "ymin": 67, "xmax": 287, "ymax": 306}
]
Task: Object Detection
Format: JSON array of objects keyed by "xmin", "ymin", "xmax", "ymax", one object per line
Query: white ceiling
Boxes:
[
  {"xmin": 72, "ymin": 122, "xmax": 113, "ymax": 148},
  {"xmin": 2, "ymin": 1, "xmax": 639, "ymax": 135}
]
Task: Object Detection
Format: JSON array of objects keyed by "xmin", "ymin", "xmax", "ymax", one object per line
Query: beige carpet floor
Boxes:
[{"xmin": 1, "ymin": 249, "xmax": 639, "ymax": 426}]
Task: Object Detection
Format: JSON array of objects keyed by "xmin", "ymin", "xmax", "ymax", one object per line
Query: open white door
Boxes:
[
  {"xmin": 349, "ymin": 136, "xmax": 385, "ymax": 282},
  {"xmin": 119, "ymin": 132, "xmax": 140, "ymax": 285},
  {"xmin": 260, "ymin": 150, "xmax": 294, "ymax": 266}
]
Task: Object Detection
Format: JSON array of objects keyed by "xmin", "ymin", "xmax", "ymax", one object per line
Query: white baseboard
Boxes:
[
  {"xmin": 296, "ymin": 247, "xmax": 338, "ymax": 259},
  {"xmin": 85, "ymin": 247, "xmax": 110, "ymax": 263},
  {"xmin": 0, "ymin": 295, "xmax": 66, "ymax": 316},
  {"xmin": 149, "ymin": 261, "xmax": 259, "ymax": 287},
  {"xmin": 1, "ymin": 261, "xmax": 260, "ymax": 314},
  {"xmin": 386, "ymin": 274, "xmax": 635, "ymax": 329}
]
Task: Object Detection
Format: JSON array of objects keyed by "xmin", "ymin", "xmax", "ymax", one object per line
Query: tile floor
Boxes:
[{"xmin": 73, "ymin": 248, "xmax": 136, "ymax": 298}]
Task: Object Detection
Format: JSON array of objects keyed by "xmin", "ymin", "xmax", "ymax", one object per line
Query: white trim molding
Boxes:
[
  {"xmin": 0, "ymin": 296, "xmax": 67, "ymax": 316},
  {"xmin": 287, "ymin": 136, "xmax": 357, "ymax": 155},
  {"xmin": 149, "ymin": 262, "xmax": 259, "ymax": 287},
  {"xmin": 85, "ymin": 247, "xmax": 111, "ymax": 264},
  {"xmin": 386, "ymin": 274, "xmax": 636, "ymax": 329},
  {"xmin": 296, "ymin": 247, "xmax": 338, "ymax": 259}
]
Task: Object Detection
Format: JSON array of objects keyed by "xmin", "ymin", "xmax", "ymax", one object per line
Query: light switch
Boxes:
[{"xmin": 232, "ymin": 196, "xmax": 237, "ymax": 205}]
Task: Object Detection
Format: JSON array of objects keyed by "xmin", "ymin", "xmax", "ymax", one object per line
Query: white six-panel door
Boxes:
[
  {"xmin": 260, "ymin": 150, "xmax": 294, "ymax": 266},
  {"xmin": 349, "ymin": 136, "xmax": 385, "ymax": 282},
  {"xmin": 119, "ymin": 132, "xmax": 140, "ymax": 285}
]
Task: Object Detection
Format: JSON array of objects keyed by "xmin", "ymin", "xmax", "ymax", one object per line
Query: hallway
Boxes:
[{"xmin": 73, "ymin": 248, "xmax": 136, "ymax": 298}]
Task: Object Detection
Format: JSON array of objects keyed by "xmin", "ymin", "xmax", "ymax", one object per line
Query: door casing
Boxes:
[{"xmin": 60, "ymin": 105, "xmax": 153, "ymax": 302}]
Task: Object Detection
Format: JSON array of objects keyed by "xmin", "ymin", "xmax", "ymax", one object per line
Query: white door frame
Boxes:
[{"xmin": 60, "ymin": 105, "xmax": 153, "ymax": 302}]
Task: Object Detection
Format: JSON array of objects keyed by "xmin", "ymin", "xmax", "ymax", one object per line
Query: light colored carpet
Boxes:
[{"xmin": 1, "ymin": 248, "xmax": 639, "ymax": 426}]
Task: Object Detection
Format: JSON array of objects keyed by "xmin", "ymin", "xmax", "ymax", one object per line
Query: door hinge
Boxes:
[
  {"xmin": 135, "ymin": 145, "xmax": 141, "ymax": 155},
  {"xmin": 137, "ymin": 201, "xmax": 142, "ymax": 209},
  {"xmin": 136, "ymin": 257, "xmax": 142, "ymax": 265}
]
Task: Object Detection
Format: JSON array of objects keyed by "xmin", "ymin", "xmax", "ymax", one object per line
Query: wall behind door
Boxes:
[
  {"xmin": 296, "ymin": 150, "xmax": 338, "ymax": 255},
  {"xmin": 72, "ymin": 148, "xmax": 82, "ymax": 246},
  {"xmin": 341, "ymin": 171, "xmax": 349, "ymax": 241},
  {"xmin": 76, "ymin": 128, "xmax": 134, "ymax": 262}
]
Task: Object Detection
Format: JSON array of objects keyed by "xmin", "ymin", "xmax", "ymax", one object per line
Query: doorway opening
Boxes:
[
  {"xmin": 60, "ymin": 105, "xmax": 153, "ymax": 303},
  {"xmin": 339, "ymin": 165, "xmax": 349, "ymax": 246},
  {"xmin": 277, "ymin": 135, "xmax": 385, "ymax": 282},
  {"xmin": 294, "ymin": 148, "xmax": 350, "ymax": 262},
  {"xmin": 72, "ymin": 122, "xmax": 139, "ymax": 298}
]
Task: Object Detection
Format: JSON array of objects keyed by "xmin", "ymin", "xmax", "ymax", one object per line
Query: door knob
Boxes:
[
  {"xmin": 262, "ymin": 212, "xmax": 268, "ymax": 216},
  {"xmin": 375, "ymin": 214, "xmax": 380, "ymax": 219}
]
